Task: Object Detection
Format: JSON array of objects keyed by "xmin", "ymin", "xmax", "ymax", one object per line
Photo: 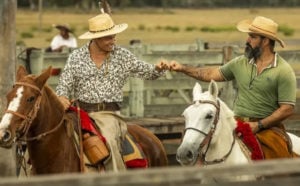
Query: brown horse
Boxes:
[{"xmin": 0, "ymin": 66, "xmax": 168, "ymax": 175}]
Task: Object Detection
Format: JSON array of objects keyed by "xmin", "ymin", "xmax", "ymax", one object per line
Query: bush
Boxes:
[
  {"xmin": 164, "ymin": 26, "xmax": 180, "ymax": 32},
  {"xmin": 279, "ymin": 25, "xmax": 294, "ymax": 36},
  {"xmin": 200, "ymin": 26, "xmax": 235, "ymax": 32},
  {"xmin": 138, "ymin": 24, "xmax": 146, "ymax": 31},
  {"xmin": 20, "ymin": 32, "xmax": 34, "ymax": 38},
  {"xmin": 185, "ymin": 26, "xmax": 198, "ymax": 32}
]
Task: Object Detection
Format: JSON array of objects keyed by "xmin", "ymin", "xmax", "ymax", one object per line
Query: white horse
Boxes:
[{"xmin": 176, "ymin": 81, "xmax": 300, "ymax": 181}]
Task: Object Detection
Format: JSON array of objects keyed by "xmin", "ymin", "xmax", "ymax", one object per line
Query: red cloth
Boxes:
[
  {"xmin": 69, "ymin": 106, "xmax": 106, "ymax": 143},
  {"xmin": 235, "ymin": 120, "xmax": 264, "ymax": 160},
  {"xmin": 125, "ymin": 159, "xmax": 148, "ymax": 168}
]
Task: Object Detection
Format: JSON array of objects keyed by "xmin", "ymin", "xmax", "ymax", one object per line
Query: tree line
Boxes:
[{"xmin": 18, "ymin": 0, "xmax": 300, "ymax": 10}]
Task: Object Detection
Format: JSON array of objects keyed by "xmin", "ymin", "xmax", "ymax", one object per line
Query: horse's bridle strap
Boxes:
[
  {"xmin": 5, "ymin": 110, "xmax": 27, "ymax": 120},
  {"xmin": 15, "ymin": 82, "xmax": 42, "ymax": 95},
  {"xmin": 6, "ymin": 82, "xmax": 43, "ymax": 137}
]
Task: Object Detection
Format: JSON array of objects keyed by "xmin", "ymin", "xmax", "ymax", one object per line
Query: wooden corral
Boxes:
[{"xmin": 1, "ymin": 158, "xmax": 300, "ymax": 186}]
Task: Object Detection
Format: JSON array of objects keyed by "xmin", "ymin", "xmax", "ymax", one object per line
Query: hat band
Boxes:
[
  {"xmin": 250, "ymin": 24, "xmax": 276, "ymax": 35},
  {"xmin": 89, "ymin": 25, "xmax": 115, "ymax": 33}
]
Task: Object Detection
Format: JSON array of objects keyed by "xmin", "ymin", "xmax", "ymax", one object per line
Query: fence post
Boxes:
[
  {"xmin": 128, "ymin": 44, "xmax": 146, "ymax": 117},
  {"xmin": 0, "ymin": 0, "xmax": 17, "ymax": 177},
  {"xmin": 219, "ymin": 46, "xmax": 240, "ymax": 109}
]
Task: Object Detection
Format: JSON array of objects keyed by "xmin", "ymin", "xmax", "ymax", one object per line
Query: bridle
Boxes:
[
  {"xmin": 184, "ymin": 99, "xmax": 236, "ymax": 165},
  {"xmin": 5, "ymin": 82, "xmax": 65, "ymax": 142}
]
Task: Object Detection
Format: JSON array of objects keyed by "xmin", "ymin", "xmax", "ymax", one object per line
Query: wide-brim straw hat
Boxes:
[
  {"xmin": 79, "ymin": 13, "xmax": 128, "ymax": 39},
  {"xmin": 236, "ymin": 16, "xmax": 285, "ymax": 48},
  {"xmin": 53, "ymin": 24, "xmax": 72, "ymax": 33}
]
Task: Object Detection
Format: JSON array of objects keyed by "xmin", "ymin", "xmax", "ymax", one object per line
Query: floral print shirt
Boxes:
[{"xmin": 56, "ymin": 42, "xmax": 164, "ymax": 103}]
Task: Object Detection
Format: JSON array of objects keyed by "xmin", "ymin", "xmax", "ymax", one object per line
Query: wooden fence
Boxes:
[
  {"xmin": 17, "ymin": 41, "xmax": 300, "ymax": 118},
  {"xmin": 1, "ymin": 158, "xmax": 300, "ymax": 186}
]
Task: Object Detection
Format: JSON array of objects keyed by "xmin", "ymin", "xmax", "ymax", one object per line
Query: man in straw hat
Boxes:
[
  {"xmin": 158, "ymin": 16, "xmax": 297, "ymax": 159},
  {"xmin": 48, "ymin": 24, "xmax": 77, "ymax": 52},
  {"xmin": 56, "ymin": 13, "xmax": 166, "ymax": 172}
]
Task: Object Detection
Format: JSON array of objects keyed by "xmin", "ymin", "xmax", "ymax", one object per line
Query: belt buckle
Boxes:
[
  {"xmin": 243, "ymin": 117, "xmax": 250, "ymax": 122},
  {"xmin": 97, "ymin": 103, "xmax": 105, "ymax": 111}
]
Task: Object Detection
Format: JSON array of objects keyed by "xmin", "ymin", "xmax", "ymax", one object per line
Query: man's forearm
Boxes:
[
  {"xmin": 180, "ymin": 65, "xmax": 224, "ymax": 82},
  {"xmin": 260, "ymin": 104, "xmax": 294, "ymax": 129}
]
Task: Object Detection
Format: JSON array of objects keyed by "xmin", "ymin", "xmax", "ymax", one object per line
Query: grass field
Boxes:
[{"xmin": 16, "ymin": 8, "xmax": 300, "ymax": 50}]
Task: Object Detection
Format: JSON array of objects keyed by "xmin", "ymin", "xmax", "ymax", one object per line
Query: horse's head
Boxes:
[
  {"xmin": 176, "ymin": 80, "xmax": 221, "ymax": 166},
  {"xmin": 0, "ymin": 66, "xmax": 52, "ymax": 148}
]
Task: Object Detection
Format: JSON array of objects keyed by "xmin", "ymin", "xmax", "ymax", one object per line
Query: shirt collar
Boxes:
[{"xmin": 248, "ymin": 52, "xmax": 278, "ymax": 67}]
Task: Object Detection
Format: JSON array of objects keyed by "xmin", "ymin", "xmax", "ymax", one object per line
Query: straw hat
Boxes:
[
  {"xmin": 236, "ymin": 16, "xmax": 285, "ymax": 48},
  {"xmin": 79, "ymin": 13, "xmax": 128, "ymax": 39},
  {"xmin": 53, "ymin": 24, "xmax": 72, "ymax": 33}
]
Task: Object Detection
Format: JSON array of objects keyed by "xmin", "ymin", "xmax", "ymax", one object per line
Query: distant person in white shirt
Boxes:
[{"xmin": 49, "ymin": 24, "xmax": 77, "ymax": 52}]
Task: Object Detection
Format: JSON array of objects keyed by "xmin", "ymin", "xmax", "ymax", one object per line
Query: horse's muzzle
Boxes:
[{"xmin": 0, "ymin": 130, "xmax": 13, "ymax": 148}]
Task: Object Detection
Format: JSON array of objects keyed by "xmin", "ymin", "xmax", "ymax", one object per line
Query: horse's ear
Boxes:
[
  {"xmin": 35, "ymin": 66, "xmax": 52, "ymax": 89},
  {"xmin": 208, "ymin": 80, "xmax": 218, "ymax": 99},
  {"xmin": 16, "ymin": 65, "xmax": 28, "ymax": 81},
  {"xmin": 193, "ymin": 82, "xmax": 202, "ymax": 101}
]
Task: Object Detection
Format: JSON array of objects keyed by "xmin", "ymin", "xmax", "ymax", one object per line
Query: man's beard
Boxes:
[{"xmin": 244, "ymin": 43, "xmax": 262, "ymax": 60}]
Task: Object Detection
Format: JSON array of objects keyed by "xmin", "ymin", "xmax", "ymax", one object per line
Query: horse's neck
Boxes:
[
  {"xmin": 39, "ymin": 86, "xmax": 65, "ymax": 119},
  {"xmin": 206, "ymin": 100, "xmax": 249, "ymax": 164},
  {"xmin": 30, "ymin": 86, "xmax": 65, "ymax": 134},
  {"xmin": 27, "ymin": 86, "xmax": 80, "ymax": 173}
]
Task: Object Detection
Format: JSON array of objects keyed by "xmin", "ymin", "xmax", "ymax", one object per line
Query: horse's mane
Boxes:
[
  {"xmin": 217, "ymin": 98, "xmax": 236, "ymax": 129},
  {"xmin": 42, "ymin": 84, "xmax": 65, "ymax": 111}
]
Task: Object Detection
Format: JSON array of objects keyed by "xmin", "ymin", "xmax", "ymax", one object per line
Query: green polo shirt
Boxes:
[{"xmin": 220, "ymin": 53, "xmax": 296, "ymax": 118}]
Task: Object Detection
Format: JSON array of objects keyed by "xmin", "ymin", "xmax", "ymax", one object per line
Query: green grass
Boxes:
[{"xmin": 16, "ymin": 8, "xmax": 300, "ymax": 50}]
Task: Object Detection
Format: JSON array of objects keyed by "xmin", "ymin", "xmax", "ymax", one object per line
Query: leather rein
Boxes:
[
  {"xmin": 5, "ymin": 82, "xmax": 65, "ymax": 142},
  {"xmin": 184, "ymin": 99, "xmax": 236, "ymax": 165}
]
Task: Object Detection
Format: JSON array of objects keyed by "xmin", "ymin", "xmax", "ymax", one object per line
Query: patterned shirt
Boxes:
[{"xmin": 56, "ymin": 42, "xmax": 164, "ymax": 103}]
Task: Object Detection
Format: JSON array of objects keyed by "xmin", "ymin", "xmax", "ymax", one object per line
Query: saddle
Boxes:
[
  {"xmin": 256, "ymin": 127, "xmax": 295, "ymax": 159},
  {"xmin": 235, "ymin": 120, "xmax": 296, "ymax": 160},
  {"xmin": 67, "ymin": 107, "xmax": 148, "ymax": 170}
]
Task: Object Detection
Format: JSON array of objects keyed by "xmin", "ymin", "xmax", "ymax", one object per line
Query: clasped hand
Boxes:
[{"xmin": 155, "ymin": 60, "xmax": 183, "ymax": 72}]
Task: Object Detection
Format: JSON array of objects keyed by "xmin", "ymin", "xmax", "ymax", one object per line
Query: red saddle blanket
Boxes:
[
  {"xmin": 69, "ymin": 106, "xmax": 148, "ymax": 168},
  {"xmin": 235, "ymin": 120, "xmax": 264, "ymax": 160}
]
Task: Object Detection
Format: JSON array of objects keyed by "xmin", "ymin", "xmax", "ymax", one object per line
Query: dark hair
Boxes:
[
  {"xmin": 260, "ymin": 36, "xmax": 275, "ymax": 51},
  {"xmin": 269, "ymin": 39, "xmax": 275, "ymax": 49}
]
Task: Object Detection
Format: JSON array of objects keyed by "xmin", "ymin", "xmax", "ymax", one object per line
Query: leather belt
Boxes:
[
  {"xmin": 78, "ymin": 101, "xmax": 120, "ymax": 112},
  {"xmin": 234, "ymin": 116, "xmax": 262, "ymax": 122}
]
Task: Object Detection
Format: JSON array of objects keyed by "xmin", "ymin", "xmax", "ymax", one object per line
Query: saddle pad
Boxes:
[
  {"xmin": 122, "ymin": 134, "xmax": 148, "ymax": 168},
  {"xmin": 122, "ymin": 134, "xmax": 145, "ymax": 162}
]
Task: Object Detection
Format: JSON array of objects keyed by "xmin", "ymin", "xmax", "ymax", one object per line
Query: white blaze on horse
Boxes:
[{"xmin": 177, "ymin": 81, "xmax": 300, "ymax": 168}]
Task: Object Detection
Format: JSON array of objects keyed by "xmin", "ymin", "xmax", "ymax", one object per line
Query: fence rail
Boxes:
[{"xmin": 2, "ymin": 158, "xmax": 300, "ymax": 186}]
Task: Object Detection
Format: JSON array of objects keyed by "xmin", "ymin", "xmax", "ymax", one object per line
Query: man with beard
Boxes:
[{"xmin": 158, "ymin": 16, "xmax": 296, "ymax": 159}]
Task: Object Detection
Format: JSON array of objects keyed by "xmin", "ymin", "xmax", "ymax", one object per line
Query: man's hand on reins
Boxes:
[
  {"xmin": 58, "ymin": 96, "xmax": 71, "ymax": 110},
  {"xmin": 247, "ymin": 121, "xmax": 260, "ymax": 133}
]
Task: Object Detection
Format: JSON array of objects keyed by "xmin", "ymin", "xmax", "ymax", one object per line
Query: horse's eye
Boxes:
[
  {"xmin": 27, "ymin": 96, "xmax": 35, "ymax": 102},
  {"xmin": 205, "ymin": 114, "xmax": 213, "ymax": 120}
]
